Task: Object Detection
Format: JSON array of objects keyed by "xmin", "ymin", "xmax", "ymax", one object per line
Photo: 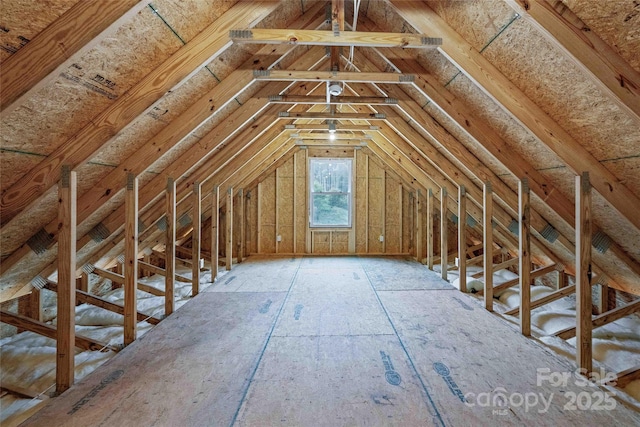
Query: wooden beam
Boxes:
[
  {"xmin": 614, "ymin": 365, "xmax": 640, "ymax": 388},
  {"xmin": 44, "ymin": 282, "xmax": 159, "ymax": 325},
  {"xmin": 124, "ymin": 173, "xmax": 138, "ymax": 346},
  {"xmin": 294, "ymin": 139, "xmax": 368, "ymax": 146},
  {"xmin": 441, "ymin": 187, "xmax": 448, "ymax": 281},
  {"xmin": 192, "ymin": 182, "xmax": 202, "ymax": 296},
  {"xmin": 226, "ymin": 188, "xmax": 234, "ymax": 271},
  {"xmin": 0, "ymin": 1, "xmax": 279, "ymax": 227},
  {"xmin": 504, "ymin": 0, "xmax": 640, "ymax": 122},
  {"xmin": 269, "ymin": 95, "xmax": 399, "ymax": 105},
  {"xmin": 504, "ymin": 284, "xmax": 576, "ymax": 316},
  {"xmin": 230, "ymin": 28, "xmax": 441, "ymax": 48},
  {"xmin": 237, "ymin": 188, "xmax": 245, "ymax": 263},
  {"xmin": 331, "ymin": 0, "xmax": 345, "ymax": 72},
  {"xmin": 291, "ymin": 132, "xmax": 370, "ymax": 140},
  {"xmin": 427, "ymin": 188, "xmax": 434, "ymax": 269},
  {"xmin": 0, "ymin": 0, "xmax": 146, "ymax": 115},
  {"xmin": 0, "ymin": 310, "xmax": 117, "ymax": 352},
  {"xmin": 138, "ymin": 261, "xmax": 191, "ymax": 283},
  {"xmin": 416, "ymin": 189, "xmax": 423, "ymax": 263},
  {"xmin": 165, "ymin": 178, "xmax": 176, "ymax": 316},
  {"xmin": 477, "ymin": 263, "xmax": 560, "ymax": 296},
  {"xmin": 56, "ymin": 166, "xmax": 76, "ymax": 394},
  {"xmin": 576, "ymin": 172, "xmax": 592, "ymax": 374},
  {"xmin": 91, "ymin": 265, "xmax": 163, "ymax": 296},
  {"xmin": 256, "ymin": 70, "xmax": 416, "ymax": 83},
  {"xmin": 211, "ymin": 186, "xmax": 220, "ymax": 281},
  {"xmin": 391, "ymin": 0, "xmax": 640, "ymax": 231},
  {"xmin": 458, "ymin": 185, "xmax": 467, "ymax": 292},
  {"xmin": 483, "ymin": 181, "xmax": 494, "ymax": 311},
  {"xmin": 278, "ymin": 112, "xmax": 387, "ymax": 120},
  {"xmin": 556, "ymin": 299, "xmax": 640, "ymax": 340},
  {"xmin": 595, "ymin": 283, "xmax": 609, "ymax": 315},
  {"xmin": 519, "ymin": 179, "xmax": 531, "ymax": 337},
  {"xmin": 285, "ymin": 124, "xmax": 380, "ymax": 131}
]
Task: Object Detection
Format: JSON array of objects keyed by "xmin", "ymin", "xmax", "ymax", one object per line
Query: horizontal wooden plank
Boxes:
[
  {"xmin": 503, "ymin": 285, "xmax": 576, "ymax": 316},
  {"xmin": 614, "ymin": 365, "xmax": 640, "ymax": 388},
  {"xmin": 278, "ymin": 112, "xmax": 387, "ymax": 120},
  {"xmin": 294, "ymin": 139, "xmax": 368, "ymax": 146},
  {"xmin": 285, "ymin": 124, "xmax": 380, "ymax": 131},
  {"xmin": 0, "ymin": 310, "xmax": 117, "ymax": 352},
  {"xmin": 555, "ymin": 299, "xmax": 640, "ymax": 340},
  {"xmin": 44, "ymin": 282, "xmax": 160, "ymax": 325},
  {"xmin": 138, "ymin": 261, "xmax": 192, "ymax": 283},
  {"xmin": 268, "ymin": 95, "xmax": 399, "ymax": 105},
  {"xmin": 476, "ymin": 264, "xmax": 559, "ymax": 295},
  {"xmin": 231, "ymin": 28, "xmax": 441, "ymax": 48},
  {"xmin": 256, "ymin": 70, "xmax": 416, "ymax": 83}
]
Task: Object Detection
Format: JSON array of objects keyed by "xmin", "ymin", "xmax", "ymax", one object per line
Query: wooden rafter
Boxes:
[
  {"xmin": 0, "ymin": 0, "xmax": 147, "ymax": 115},
  {"xmin": 504, "ymin": 0, "xmax": 640, "ymax": 123},
  {"xmin": 0, "ymin": 1, "xmax": 279, "ymax": 228},
  {"xmin": 390, "ymin": 0, "xmax": 640, "ymax": 231}
]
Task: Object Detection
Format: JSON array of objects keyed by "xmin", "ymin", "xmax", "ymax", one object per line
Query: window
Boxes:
[{"xmin": 309, "ymin": 158, "xmax": 352, "ymax": 227}]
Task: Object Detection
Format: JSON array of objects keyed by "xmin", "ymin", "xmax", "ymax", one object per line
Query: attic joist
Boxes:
[
  {"xmin": 554, "ymin": 299, "xmax": 640, "ymax": 340},
  {"xmin": 0, "ymin": 0, "xmax": 148, "ymax": 116},
  {"xmin": 390, "ymin": 0, "xmax": 640, "ymax": 231},
  {"xmin": 290, "ymin": 132, "xmax": 371, "ymax": 140},
  {"xmin": 255, "ymin": 70, "xmax": 416, "ymax": 83},
  {"xmin": 268, "ymin": 95, "xmax": 399, "ymax": 105},
  {"xmin": 0, "ymin": 1, "xmax": 279, "ymax": 227},
  {"xmin": 230, "ymin": 28, "xmax": 442, "ymax": 48},
  {"xmin": 294, "ymin": 140, "xmax": 368, "ymax": 147},
  {"xmin": 284, "ymin": 124, "xmax": 379, "ymax": 131},
  {"xmin": 504, "ymin": 0, "xmax": 640, "ymax": 123},
  {"xmin": 278, "ymin": 112, "xmax": 387, "ymax": 120},
  {"xmin": 352, "ymin": 43, "xmax": 640, "ymax": 292}
]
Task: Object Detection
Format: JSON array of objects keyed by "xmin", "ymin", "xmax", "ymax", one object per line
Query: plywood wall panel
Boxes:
[
  {"xmin": 259, "ymin": 174, "xmax": 276, "ymax": 253},
  {"xmin": 368, "ymin": 160, "xmax": 384, "ymax": 253},
  {"xmin": 384, "ymin": 175, "xmax": 401, "ymax": 253},
  {"xmin": 247, "ymin": 187, "xmax": 258, "ymax": 255},
  {"xmin": 331, "ymin": 231, "xmax": 349, "ymax": 254},
  {"xmin": 277, "ymin": 158, "xmax": 295, "ymax": 253},
  {"xmin": 312, "ymin": 231, "xmax": 331, "ymax": 254},
  {"xmin": 403, "ymin": 189, "xmax": 413, "ymax": 255}
]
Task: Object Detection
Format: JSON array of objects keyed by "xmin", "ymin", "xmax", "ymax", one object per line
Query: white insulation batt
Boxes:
[
  {"xmin": 447, "ymin": 265, "xmax": 640, "ymax": 410},
  {"xmin": 0, "ymin": 264, "xmax": 220, "ymax": 423}
]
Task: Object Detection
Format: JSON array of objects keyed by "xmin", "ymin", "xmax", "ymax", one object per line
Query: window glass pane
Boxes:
[
  {"xmin": 310, "ymin": 158, "xmax": 352, "ymax": 227},
  {"xmin": 311, "ymin": 160, "xmax": 350, "ymax": 193},
  {"xmin": 312, "ymin": 194, "xmax": 350, "ymax": 226}
]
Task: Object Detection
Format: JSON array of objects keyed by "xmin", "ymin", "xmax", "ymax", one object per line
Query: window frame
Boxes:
[{"xmin": 308, "ymin": 157, "xmax": 353, "ymax": 228}]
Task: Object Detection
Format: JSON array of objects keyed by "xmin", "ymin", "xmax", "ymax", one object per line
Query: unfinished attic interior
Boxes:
[{"xmin": 1, "ymin": 0, "xmax": 640, "ymax": 424}]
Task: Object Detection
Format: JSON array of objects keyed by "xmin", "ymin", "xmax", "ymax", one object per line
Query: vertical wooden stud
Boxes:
[
  {"xmin": 440, "ymin": 187, "xmax": 448, "ymax": 281},
  {"xmin": 192, "ymin": 182, "xmax": 201, "ymax": 296},
  {"xmin": 211, "ymin": 186, "xmax": 219, "ymax": 282},
  {"xmin": 458, "ymin": 185, "xmax": 467, "ymax": 293},
  {"xmin": 595, "ymin": 282, "xmax": 608, "ymax": 315},
  {"xmin": 56, "ymin": 165, "xmax": 76, "ymax": 394},
  {"xmin": 365, "ymin": 155, "xmax": 369, "ymax": 253},
  {"xmin": 576, "ymin": 172, "xmax": 592, "ymax": 374},
  {"xmin": 124, "ymin": 173, "xmax": 138, "ymax": 345},
  {"xmin": 483, "ymin": 182, "xmax": 494, "ymax": 311},
  {"xmin": 416, "ymin": 189, "xmax": 423, "ymax": 263},
  {"xmin": 165, "ymin": 177, "xmax": 176, "ymax": 316},
  {"xmin": 293, "ymin": 152, "xmax": 298, "ymax": 254},
  {"xmin": 519, "ymin": 179, "xmax": 531, "ymax": 336},
  {"xmin": 427, "ymin": 188, "xmax": 434, "ymax": 269},
  {"xmin": 226, "ymin": 187, "xmax": 233, "ymax": 271},
  {"xmin": 29, "ymin": 288, "xmax": 43, "ymax": 322},
  {"xmin": 238, "ymin": 188, "xmax": 244, "ymax": 263}
]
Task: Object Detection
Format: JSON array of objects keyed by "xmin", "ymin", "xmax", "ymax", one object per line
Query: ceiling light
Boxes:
[{"xmin": 328, "ymin": 83, "xmax": 342, "ymax": 96}]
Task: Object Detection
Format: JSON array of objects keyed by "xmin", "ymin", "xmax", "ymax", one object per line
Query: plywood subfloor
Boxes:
[{"xmin": 21, "ymin": 256, "xmax": 640, "ymax": 426}]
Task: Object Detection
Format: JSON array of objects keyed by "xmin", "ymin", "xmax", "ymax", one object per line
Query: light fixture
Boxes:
[
  {"xmin": 329, "ymin": 133, "xmax": 336, "ymax": 141},
  {"xmin": 328, "ymin": 83, "xmax": 342, "ymax": 96}
]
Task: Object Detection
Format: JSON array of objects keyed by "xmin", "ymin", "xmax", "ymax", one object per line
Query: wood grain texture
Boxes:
[
  {"xmin": 483, "ymin": 182, "xmax": 494, "ymax": 311},
  {"xmin": 519, "ymin": 179, "xmax": 531, "ymax": 337},
  {"xmin": 575, "ymin": 172, "xmax": 592, "ymax": 373},
  {"xmin": 56, "ymin": 167, "xmax": 76, "ymax": 393},
  {"xmin": 391, "ymin": 0, "xmax": 640, "ymax": 231},
  {"xmin": 0, "ymin": 0, "xmax": 146, "ymax": 114},
  {"xmin": 124, "ymin": 173, "xmax": 138, "ymax": 345},
  {"xmin": 192, "ymin": 183, "xmax": 202, "ymax": 296},
  {"xmin": 0, "ymin": 1, "xmax": 278, "ymax": 227},
  {"xmin": 165, "ymin": 178, "xmax": 176, "ymax": 316}
]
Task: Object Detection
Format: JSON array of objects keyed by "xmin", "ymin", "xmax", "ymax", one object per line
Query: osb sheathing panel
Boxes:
[
  {"xmin": 247, "ymin": 186, "xmax": 258, "ymax": 254},
  {"xmin": 0, "ymin": 151, "xmax": 43, "ymax": 190},
  {"xmin": 259, "ymin": 174, "xmax": 276, "ymax": 253},
  {"xmin": 482, "ymin": 17, "xmax": 640, "ymax": 170},
  {"xmin": 563, "ymin": 0, "xmax": 640, "ymax": 71},
  {"xmin": 0, "ymin": 0, "xmax": 79, "ymax": 62},
  {"xmin": 403, "ymin": 189, "xmax": 412, "ymax": 254},
  {"xmin": 0, "ymin": 5, "xmax": 181, "ymax": 182},
  {"xmin": 277, "ymin": 158, "xmax": 295, "ymax": 253},
  {"xmin": 312, "ymin": 231, "xmax": 330, "ymax": 254},
  {"xmin": 367, "ymin": 159, "xmax": 384, "ymax": 253},
  {"xmin": 331, "ymin": 230, "xmax": 349, "ymax": 253},
  {"xmin": 384, "ymin": 175, "xmax": 401, "ymax": 253}
]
